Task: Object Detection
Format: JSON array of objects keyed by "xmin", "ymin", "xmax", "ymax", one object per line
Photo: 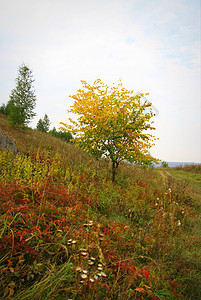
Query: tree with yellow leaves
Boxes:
[{"xmin": 60, "ymin": 79, "xmax": 158, "ymax": 182}]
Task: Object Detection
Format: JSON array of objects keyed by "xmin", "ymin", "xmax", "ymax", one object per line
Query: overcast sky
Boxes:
[{"xmin": 0, "ymin": 0, "xmax": 200, "ymax": 162}]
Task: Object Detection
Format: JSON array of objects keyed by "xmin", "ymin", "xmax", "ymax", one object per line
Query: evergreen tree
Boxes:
[
  {"xmin": 8, "ymin": 63, "xmax": 37, "ymax": 127},
  {"xmin": 49, "ymin": 127, "xmax": 73, "ymax": 142},
  {"xmin": 36, "ymin": 118, "xmax": 44, "ymax": 132},
  {"xmin": 36, "ymin": 113, "xmax": 50, "ymax": 132},
  {"xmin": 43, "ymin": 113, "xmax": 50, "ymax": 132}
]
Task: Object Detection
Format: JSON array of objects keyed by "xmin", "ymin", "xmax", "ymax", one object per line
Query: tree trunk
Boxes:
[{"xmin": 112, "ymin": 160, "xmax": 119, "ymax": 183}]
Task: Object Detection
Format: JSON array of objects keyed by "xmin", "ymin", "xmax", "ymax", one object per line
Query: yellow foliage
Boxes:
[{"xmin": 60, "ymin": 79, "xmax": 159, "ymax": 168}]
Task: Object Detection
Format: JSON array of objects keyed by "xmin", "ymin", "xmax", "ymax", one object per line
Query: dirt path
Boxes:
[
  {"xmin": 158, "ymin": 170, "xmax": 172, "ymax": 185},
  {"xmin": 158, "ymin": 170, "xmax": 166, "ymax": 183}
]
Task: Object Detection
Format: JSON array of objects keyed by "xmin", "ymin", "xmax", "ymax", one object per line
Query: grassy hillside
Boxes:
[{"xmin": 0, "ymin": 114, "xmax": 200, "ymax": 299}]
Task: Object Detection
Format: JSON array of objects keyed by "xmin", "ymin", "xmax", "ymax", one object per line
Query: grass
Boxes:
[
  {"xmin": 167, "ymin": 169, "xmax": 201, "ymax": 189},
  {"xmin": 0, "ymin": 113, "xmax": 201, "ymax": 299}
]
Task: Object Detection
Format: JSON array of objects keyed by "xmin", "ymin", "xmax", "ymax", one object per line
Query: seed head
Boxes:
[
  {"xmin": 88, "ymin": 260, "xmax": 94, "ymax": 266},
  {"xmin": 80, "ymin": 249, "xmax": 87, "ymax": 256},
  {"xmin": 101, "ymin": 272, "xmax": 107, "ymax": 277},
  {"xmin": 90, "ymin": 257, "xmax": 96, "ymax": 261},
  {"xmin": 76, "ymin": 267, "xmax": 82, "ymax": 272}
]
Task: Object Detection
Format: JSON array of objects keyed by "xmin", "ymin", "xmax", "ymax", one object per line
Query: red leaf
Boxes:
[
  {"xmin": 135, "ymin": 287, "xmax": 145, "ymax": 293},
  {"xmin": 142, "ymin": 269, "xmax": 150, "ymax": 280}
]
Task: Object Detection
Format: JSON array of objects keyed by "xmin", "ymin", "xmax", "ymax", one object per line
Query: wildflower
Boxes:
[{"xmin": 177, "ymin": 220, "xmax": 181, "ymax": 226}]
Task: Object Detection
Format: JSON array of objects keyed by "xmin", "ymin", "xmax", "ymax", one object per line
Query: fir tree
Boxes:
[{"xmin": 36, "ymin": 113, "xmax": 50, "ymax": 132}]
